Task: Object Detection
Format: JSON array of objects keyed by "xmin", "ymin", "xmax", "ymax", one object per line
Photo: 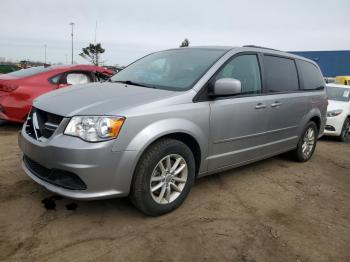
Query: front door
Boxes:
[{"xmin": 208, "ymin": 54, "xmax": 271, "ymax": 171}]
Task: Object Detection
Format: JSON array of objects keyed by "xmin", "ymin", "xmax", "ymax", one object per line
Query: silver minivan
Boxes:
[{"xmin": 18, "ymin": 46, "xmax": 327, "ymax": 216}]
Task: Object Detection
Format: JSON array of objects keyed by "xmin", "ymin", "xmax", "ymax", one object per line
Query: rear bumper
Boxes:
[
  {"xmin": 0, "ymin": 111, "xmax": 24, "ymax": 123},
  {"xmin": 18, "ymin": 127, "xmax": 139, "ymax": 200},
  {"xmin": 0, "ymin": 96, "xmax": 28, "ymax": 123}
]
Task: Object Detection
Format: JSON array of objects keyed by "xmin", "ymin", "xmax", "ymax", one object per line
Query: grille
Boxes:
[
  {"xmin": 23, "ymin": 155, "xmax": 87, "ymax": 190},
  {"xmin": 26, "ymin": 107, "xmax": 64, "ymax": 140}
]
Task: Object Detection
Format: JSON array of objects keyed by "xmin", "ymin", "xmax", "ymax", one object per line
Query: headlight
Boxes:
[
  {"xmin": 327, "ymin": 109, "xmax": 343, "ymax": 117},
  {"xmin": 64, "ymin": 116, "xmax": 125, "ymax": 142}
]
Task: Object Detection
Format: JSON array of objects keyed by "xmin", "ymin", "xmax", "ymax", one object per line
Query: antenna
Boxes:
[{"xmin": 94, "ymin": 21, "xmax": 97, "ymax": 45}]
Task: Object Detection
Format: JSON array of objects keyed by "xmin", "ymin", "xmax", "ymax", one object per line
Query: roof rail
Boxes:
[{"xmin": 243, "ymin": 45, "xmax": 281, "ymax": 51}]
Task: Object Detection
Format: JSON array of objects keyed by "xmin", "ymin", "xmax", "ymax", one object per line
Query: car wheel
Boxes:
[
  {"xmin": 292, "ymin": 121, "xmax": 318, "ymax": 162},
  {"xmin": 337, "ymin": 118, "xmax": 350, "ymax": 142},
  {"xmin": 0, "ymin": 119, "xmax": 6, "ymax": 126},
  {"xmin": 130, "ymin": 138, "xmax": 195, "ymax": 216}
]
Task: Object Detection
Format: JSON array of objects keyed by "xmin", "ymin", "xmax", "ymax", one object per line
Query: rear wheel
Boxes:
[
  {"xmin": 337, "ymin": 118, "xmax": 350, "ymax": 142},
  {"xmin": 130, "ymin": 138, "xmax": 195, "ymax": 216},
  {"xmin": 292, "ymin": 121, "xmax": 318, "ymax": 162}
]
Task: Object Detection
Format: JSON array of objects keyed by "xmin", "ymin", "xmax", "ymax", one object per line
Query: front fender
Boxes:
[{"xmin": 115, "ymin": 118, "xmax": 208, "ymax": 173}]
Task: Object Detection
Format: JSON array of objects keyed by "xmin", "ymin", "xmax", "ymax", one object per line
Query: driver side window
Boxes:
[{"xmin": 215, "ymin": 54, "xmax": 262, "ymax": 95}]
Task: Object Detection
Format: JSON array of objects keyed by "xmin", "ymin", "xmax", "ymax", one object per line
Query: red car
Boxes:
[{"xmin": 0, "ymin": 65, "xmax": 112, "ymax": 123}]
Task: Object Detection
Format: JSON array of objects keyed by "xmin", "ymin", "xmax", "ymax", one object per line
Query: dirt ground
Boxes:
[{"xmin": 0, "ymin": 123, "xmax": 349, "ymax": 262}]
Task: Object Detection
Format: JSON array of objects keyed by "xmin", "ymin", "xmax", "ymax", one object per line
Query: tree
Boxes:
[
  {"xmin": 180, "ymin": 38, "xmax": 190, "ymax": 47},
  {"xmin": 79, "ymin": 43, "xmax": 105, "ymax": 65}
]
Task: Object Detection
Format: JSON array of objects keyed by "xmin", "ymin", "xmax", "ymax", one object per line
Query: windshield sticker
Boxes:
[{"xmin": 343, "ymin": 90, "xmax": 350, "ymax": 98}]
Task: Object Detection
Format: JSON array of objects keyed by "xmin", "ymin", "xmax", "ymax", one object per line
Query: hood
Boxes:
[
  {"xmin": 327, "ymin": 100, "xmax": 349, "ymax": 111},
  {"xmin": 33, "ymin": 82, "xmax": 182, "ymax": 117}
]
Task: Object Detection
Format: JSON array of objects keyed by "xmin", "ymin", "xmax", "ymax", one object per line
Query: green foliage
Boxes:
[
  {"xmin": 79, "ymin": 43, "xmax": 105, "ymax": 65},
  {"xmin": 0, "ymin": 64, "xmax": 20, "ymax": 74}
]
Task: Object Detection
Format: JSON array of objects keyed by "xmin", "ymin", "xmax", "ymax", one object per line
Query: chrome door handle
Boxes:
[
  {"xmin": 271, "ymin": 102, "xmax": 282, "ymax": 108},
  {"xmin": 255, "ymin": 103, "xmax": 266, "ymax": 109}
]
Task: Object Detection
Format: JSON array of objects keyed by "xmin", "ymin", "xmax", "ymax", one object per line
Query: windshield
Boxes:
[
  {"xmin": 110, "ymin": 48, "xmax": 227, "ymax": 91},
  {"xmin": 326, "ymin": 86, "xmax": 350, "ymax": 102},
  {"xmin": 6, "ymin": 66, "xmax": 51, "ymax": 78}
]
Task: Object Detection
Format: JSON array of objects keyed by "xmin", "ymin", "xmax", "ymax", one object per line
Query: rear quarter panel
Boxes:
[{"xmin": 298, "ymin": 90, "xmax": 327, "ymax": 138}]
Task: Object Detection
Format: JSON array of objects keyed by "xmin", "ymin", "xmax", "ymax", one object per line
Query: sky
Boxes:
[{"xmin": 0, "ymin": 0, "xmax": 349, "ymax": 66}]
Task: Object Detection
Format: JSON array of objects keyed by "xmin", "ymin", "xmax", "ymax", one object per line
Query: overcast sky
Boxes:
[{"xmin": 0, "ymin": 0, "xmax": 349, "ymax": 66}]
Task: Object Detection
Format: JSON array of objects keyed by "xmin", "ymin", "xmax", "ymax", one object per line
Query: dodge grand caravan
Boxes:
[{"xmin": 18, "ymin": 46, "xmax": 327, "ymax": 216}]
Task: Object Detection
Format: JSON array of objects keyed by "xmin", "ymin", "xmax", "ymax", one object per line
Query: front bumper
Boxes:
[
  {"xmin": 324, "ymin": 116, "xmax": 344, "ymax": 136},
  {"xmin": 18, "ymin": 125, "xmax": 138, "ymax": 200}
]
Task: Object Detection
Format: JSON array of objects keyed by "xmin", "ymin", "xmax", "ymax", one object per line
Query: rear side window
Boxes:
[
  {"xmin": 215, "ymin": 54, "xmax": 262, "ymax": 94},
  {"xmin": 297, "ymin": 60, "xmax": 325, "ymax": 90},
  {"xmin": 64, "ymin": 72, "xmax": 92, "ymax": 85},
  {"xmin": 263, "ymin": 55, "xmax": 299, "ymax": 92}
]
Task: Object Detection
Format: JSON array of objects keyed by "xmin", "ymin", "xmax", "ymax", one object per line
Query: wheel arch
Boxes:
[
  {"xmin": 120, "ymin": 118, "xmax": 208, "ymax": 193},
  {"xmin": 299, "ymin": 108, "xmax": 324, "ymax": 139},
  {"xmin": 310, "ymin": 115, "xmax": 321, "ymax": 132},
  {"xmin": 150, "ymin": 132, "xmax": 201, "ymax": 176}
]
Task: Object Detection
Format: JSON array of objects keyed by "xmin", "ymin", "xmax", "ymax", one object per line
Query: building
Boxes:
[{"xmin": 290, "ymin": 50, "xmax": 350, "ymax": 77}]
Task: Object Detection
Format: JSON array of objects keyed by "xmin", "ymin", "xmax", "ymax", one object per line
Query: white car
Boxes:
[{"xmin": 325, "ymin": 84, "xmax": 350, "ymax": 141}]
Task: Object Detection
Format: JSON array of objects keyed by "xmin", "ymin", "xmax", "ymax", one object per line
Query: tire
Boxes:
[
  {"xmin": 292, "ymin": 121, "xmax": 318, "ymax": 162},
  {"xmin": 337, "ymin": 118, "xmax": 350, "ymax": 142},
  {"xmin": 130, "ymin": 138, "xmax": 195, "ymax": 216},
  {"xmin": 0, "ymin": 119, "xmax": 6, "ymax": 126}
]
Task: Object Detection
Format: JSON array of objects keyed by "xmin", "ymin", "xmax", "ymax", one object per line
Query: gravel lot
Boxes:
[{"xmin": 0, "ymin": 124, "xmax": 349, "ymax": 262}]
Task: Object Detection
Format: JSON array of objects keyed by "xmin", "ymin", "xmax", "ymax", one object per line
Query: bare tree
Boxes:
[
  {"xmin": 79, "ymin": 43, "xmax": 105, "ymax": 65},
  {"xmin": 180, "ymin": 38, "xmax": 190, "ymax": 47}
]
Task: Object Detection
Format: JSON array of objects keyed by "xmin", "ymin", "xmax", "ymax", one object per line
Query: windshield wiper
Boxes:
[{"xmin": 112, "ymin": 80, "xmax": 155, "ymax": 88}]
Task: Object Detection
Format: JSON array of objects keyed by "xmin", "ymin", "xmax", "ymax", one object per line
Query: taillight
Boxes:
[{"xmin": 0, "ymin": 83, "xmax": 19, "ymax": 92}]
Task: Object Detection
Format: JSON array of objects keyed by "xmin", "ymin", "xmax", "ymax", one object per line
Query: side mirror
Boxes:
[{"xmin": 213, "ymin": 78, "xmax": 241, "ymax": 96}]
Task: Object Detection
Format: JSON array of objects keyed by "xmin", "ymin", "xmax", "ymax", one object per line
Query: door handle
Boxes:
[
  {"xmin": 255, "ymin": 103, "xmax": 266, "ymax": 109},
  {"xmin": 271, "ymin": 102, "xmax": 282, "ymax": 108}
]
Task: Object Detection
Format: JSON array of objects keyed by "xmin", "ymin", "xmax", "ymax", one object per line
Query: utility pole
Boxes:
[
  {"xmin": 94, "ymin": 21, "xmax": 97, "ymax": 45},
  {"xmin": 69, "ymin": 22, "xmax": 75, "ymax": 64},
  {"xmin": 44, "ymin": 44, "xmax": 47, "ymax": 64},
  {"xmin": 95, "ymin": 21, "xmax": 98, "ymax": 65}
]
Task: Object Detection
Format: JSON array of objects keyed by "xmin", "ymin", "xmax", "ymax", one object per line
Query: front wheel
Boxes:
[
  {"xmin": 337, "ymin": 118, "xmax": 350, "ymax": 142},
  {"xmin": 130, "ymin": 138, "xmax": 195, "ymax": 216},
  {"xmin": 292, "ymin": 121, "xmax": 318, "ymax": 162}
]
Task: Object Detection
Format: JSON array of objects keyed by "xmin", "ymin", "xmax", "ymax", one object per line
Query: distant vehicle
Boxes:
[
  {"xmin": 19, "ymin": 46, "xmax": 327, "ymax": 216},
  {"xmin": 324, "ymin": 77, "xmax": 335, "ymax": 84},
  {"xmin": 104, "ymin": 66, "xmax": 124, "ymax": 74},
  {"xmin": 335, "ymin": 76, "xmax": 350, "ymax": 86},
  {"xmin": 324, "ymin": 84, "xmax": 350, "ymax": 141},
  {"xmin": 0, "ymin": 65, "xmax": 112, "ymax": 123}
]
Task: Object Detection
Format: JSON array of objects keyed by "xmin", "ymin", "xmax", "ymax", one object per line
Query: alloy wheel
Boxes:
[
  {"xmin": 149, "ymin": 154, "xmax": 188, "ymax": 204},
  {"xmin": 302, "ymin": 127, "xmax": 315, "ymax": 158}
]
